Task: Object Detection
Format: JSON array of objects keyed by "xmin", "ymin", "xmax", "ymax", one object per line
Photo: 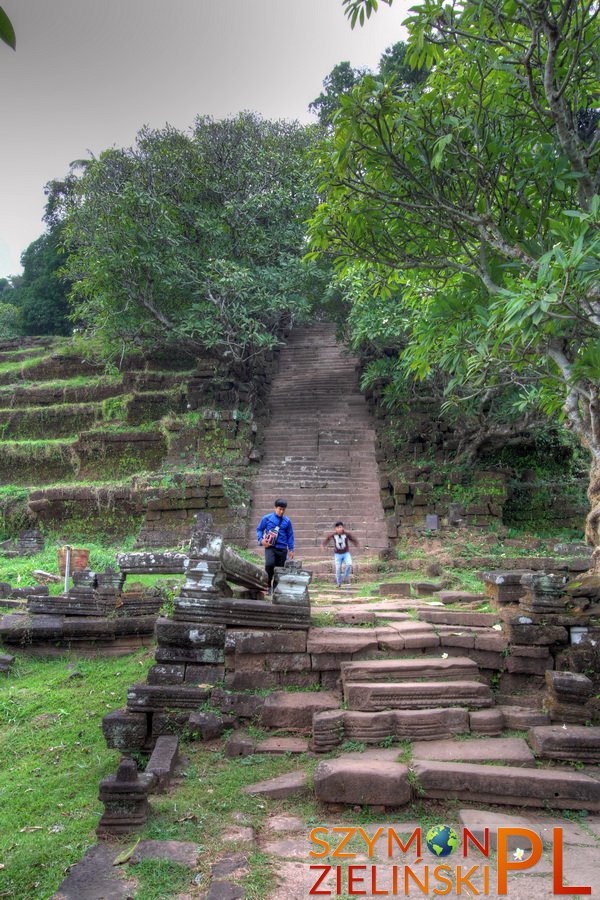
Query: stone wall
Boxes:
[{"xmin": 364, "ymin": 376, "xmax": 587, "ymax": 537}]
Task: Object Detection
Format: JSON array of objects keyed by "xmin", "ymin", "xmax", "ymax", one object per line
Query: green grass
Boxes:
[
  {"xmin": 0, "ymin": 351, "xmax": 54, "ymax": 376},
  {"xmin": 0, "ymin": 647, "xmax": 322, "ymax": 898},
  {"xmin": 0, "ymin": 650, "xmax": 154, "ymax": 899},
  {"xmin": 0, "ymin": 537, "xmax": 137, "ymax": 593},
  {"xmin": 131, "ymin": 858, "xmax": 193, "ymax": 899}
]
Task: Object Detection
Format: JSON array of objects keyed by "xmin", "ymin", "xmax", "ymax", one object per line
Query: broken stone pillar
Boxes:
[
  {"xmin": 543, "ymin": 670, "xmax": 594, "ymax": 723},
  {"xmin": 272, "ymin": 564, "xmax": 311, "ymax": 607},
  {"xmin": 16, "ymin": 529, "xmax": 45, "ymax": 555},
  {"xmin": 483, "ymin": 570, "xmax": 533, "ymax": 603},
  {"xmin": 189, "ymin": 531, "xmax": 268, "ymax": 593},
  {"xmin": 519, "ymin": 572, "xmax": 570, "ymax": 615},
  {"xmin": 97, "ymin": 757, "xmax": 156, "ymax": 836}
]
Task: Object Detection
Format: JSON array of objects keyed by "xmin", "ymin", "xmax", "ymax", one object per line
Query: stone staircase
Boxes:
[{"xmin": 247, "ymin": 323, "xmax": 387, "ymax": 558}]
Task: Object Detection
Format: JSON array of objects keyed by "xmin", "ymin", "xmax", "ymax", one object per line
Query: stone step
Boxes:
[
  {"xmin": 248, "ymin": 322, "xmax": 386, "ymax": 553},
  {"xmin": 411, "ymin": 736, "xmax": 536, "ymax": 766},
  {"xmin": 340, "ymin": 657, "xmax": 480, "ymax": 685},
  {"xmin": 259, "ymin": 690, "xmax": 340, "ymax": 732},
  {"xmin": 412, "ymin": 759, "xmax": 600, "ymax": 810},
  {"xmin": 344, "ymin": 680, "xmax": 495, "ymax": 711},
  {"xmin": 528, "ymin": 724, "xmax": 600, "ymax": 763},
  {"xmin": 416, "ymin": 609, "xmax": 502, "ymax": 628},
  {"xmin": 312, "ymin": 707, "xmax": 471, "ymax": 751}
]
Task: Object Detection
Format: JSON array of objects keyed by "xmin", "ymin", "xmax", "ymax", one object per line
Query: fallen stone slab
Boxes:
[
  {"xmin": 260, "ymin": 691, "xmax": 340, "ymax": 731},
  {"xmin": 102, "ymin": 708, "xmax": 149, "ymax": 753},
  {"xmin": 437, "ymin": 590, "xmax": 488, "ymax": 605},
  {"xmin": 211, "ymin": 855, "xmax": 249, "ymax": 878},
  {"xmin": 314, "ymin": 758, "xmax": 411, "ymax": 806},
  {"xmin": 117, "ymin": 551, "xmax": 189, "ymax": 575},
  {"xmin": 188, "ymin": 710, "xmax": 230, "ymax": 741},
  {"xmin": 174, "ymin": 595, "xmax": 309, "ymax": 630},
  {"xmin": 254, "ymin": 737, "xmax": 309, "ymax": 754},
  {"xmin": 412, "ymin": 737, "xmax": 535, "ymax": 766},
  {"xmin": 51, "ymin": 843, "xmax": 138, "ymax": 900},
  {"xmin": 225, "ymin": 732, "xmax": 256, "ymax": 758},
  {"xmin": 378, "ymin": 583, "xmax": 411, "ymax": 597},
  {"xmin": 0, "ymin": 652, "xmax": 14, "ymax": 674},
  {"xmin": 344, "ymin": 680, "xmax": 494, "ymax": 711},
  {"xmin": 528, "ymin": 725, "xmax": 600, "ymax": 763},
  {"xmin": 206, "ymin": 881, "xmax": 246, "ymax": 899},
  {"xmin": 340, "ymin": 656, "xmax": 479, "ymax": 686},
  {"xmin": 127, "ymin": 682, "xmax": 211, "ymax": 711},
  {"xmin": 412, "ymin": 759, "xmax": 600, "ymax": 809},
  {"xmin": 129, "ymin": 839, "xmax": 200, "ymax": 867},
  {"xmin": 243, "ymin": 770, "xmax": 308, "ymax": 799},
  {"xmin": 265, "ymin": 814, "xmax": 305, "ymax": 834},
  {"xmin": 146, "ymin": 735, "xmax": 179, "ymax": 792}
]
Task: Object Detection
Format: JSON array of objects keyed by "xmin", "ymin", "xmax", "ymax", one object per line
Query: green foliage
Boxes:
[
  {"xmin": 101, "ymin": 394, "xmax": 129, "ymax": 422},
  {"xmin": 311, "ymin": 0, "xmax": 600, "ymax": 533},
  {"xmin": 309, "ymin": 61, "xmax": 365, "ymax": 125},
  {"xmin": 0, "ymin": 486, "xmax": 32, "ymax": 539},
  {"xmin": 58, "ymin": 113, "xmax": 323, "ymax": 363},
  {"xmin": 9, "ymin": 227, "xmax": 71, "ymax": 336},
  {"xmin": 0, "ymin": 302, "xmax": 21, "ymax": 338},
  {"xmin": 0, "ymin": 5, "xmax": 15, "ymax": 49},
  {"xmin": 342, "ymin": 0, "xmax": 393, "ymax": 29},
  {"xmin": 310, "ymin": 42, "xmax": 427, "ymax": 126}
]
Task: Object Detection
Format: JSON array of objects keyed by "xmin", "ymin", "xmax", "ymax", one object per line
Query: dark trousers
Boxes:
[{"xmin": 265, "ymin": 546, "xmax": 288, "ymax": 587}]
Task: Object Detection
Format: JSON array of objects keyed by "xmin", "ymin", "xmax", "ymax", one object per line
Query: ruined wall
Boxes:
[{"xmin": 364, "ymin": 376, "xmax": 587, "ymax": 538}]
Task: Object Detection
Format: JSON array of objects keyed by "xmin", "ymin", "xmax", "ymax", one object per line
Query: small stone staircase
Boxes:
[{"xmin": 247, "ymin": 323, "xmax": 387, "ymax": 557}]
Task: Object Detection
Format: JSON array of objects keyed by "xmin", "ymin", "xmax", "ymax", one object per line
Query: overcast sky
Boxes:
[{"xmin": 0, "ymin": 0, "xmax": 410, "ymax": 279}]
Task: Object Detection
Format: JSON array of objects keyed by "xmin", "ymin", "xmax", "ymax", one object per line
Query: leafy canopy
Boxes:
[
  {"xmin": 59, "ymin": 113, "xmax": 323, "ymax": 364},
  {"xmin": 311, "ymin": 0, "xmax": 600, "ymax": 537}
]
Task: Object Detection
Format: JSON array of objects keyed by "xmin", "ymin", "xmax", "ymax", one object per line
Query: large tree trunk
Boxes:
[{"xmin": 585, "ymin": 455, "xmax": 600, "ymax": 548}]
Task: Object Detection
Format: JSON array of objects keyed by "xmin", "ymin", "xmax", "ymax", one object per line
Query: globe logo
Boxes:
[{"xmin": 425, "ymin": 824, "xmax": 458, "ymax": 858}]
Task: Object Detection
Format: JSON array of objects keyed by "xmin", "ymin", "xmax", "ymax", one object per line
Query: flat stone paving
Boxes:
[{"xmin": 260, "ymin": 812, "xmax": 600, "ymax": 899}]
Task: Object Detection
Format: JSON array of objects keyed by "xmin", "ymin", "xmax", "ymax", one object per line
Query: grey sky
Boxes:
[{"xmin": 0, "ymin": 0, "xmax": 409, "ymax": 278}]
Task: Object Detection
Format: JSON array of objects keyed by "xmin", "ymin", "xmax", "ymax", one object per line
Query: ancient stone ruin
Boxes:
[
  {"xmin": 99, "ymin": 530, "xmax": 312, "ymax": 832},
  {"xmin": 0, "ymin": 565, "xmax": 162, "ymax": 656}
]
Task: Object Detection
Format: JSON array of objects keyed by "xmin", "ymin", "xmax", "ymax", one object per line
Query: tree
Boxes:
[
  {"xmin": 59, "ymin": 113, "xmax": 323, "ymax": 367},
  {"xmin": 9, "ymin": 227, "xmax": 71, "ymax": 335},
  {"xmin": 310, "ymin": 0, "xmax": 600, "ymax": 542},
  {"xmin": 310, "ymin": 43, "xmax": 427, "ymax": 126},
  {"xmin": 309, "ymin": 61, "xmax": 365, "ymax": 125}
]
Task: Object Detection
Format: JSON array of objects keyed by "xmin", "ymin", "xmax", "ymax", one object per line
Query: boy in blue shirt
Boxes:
[{"xmin": 256, "ymin": 498, "xmax": 295, "ymax": 594}]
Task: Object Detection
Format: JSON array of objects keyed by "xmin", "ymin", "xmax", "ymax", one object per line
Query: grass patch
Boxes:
[
  {"xmin": 0, "ymin": 536, "xmax": 137, "ymax": 592},
  {"xmin": 131, "ymin": 858, "xmax": 192, "ymax": 900},
  {"xmin": 0, "ymin": 351, "xmax": 54, "ymax": 376},
  {"xmin": 0, "ymin": 650, "xmax": 154, "ymax": 899}
]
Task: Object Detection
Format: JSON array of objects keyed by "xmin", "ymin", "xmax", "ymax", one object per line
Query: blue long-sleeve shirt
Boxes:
[{"xmin": 256, "ymin": 512, "xmax": 294, "ymax": 551}]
